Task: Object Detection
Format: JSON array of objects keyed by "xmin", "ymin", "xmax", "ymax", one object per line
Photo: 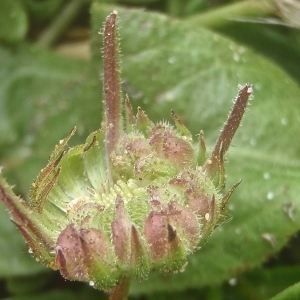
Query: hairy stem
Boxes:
[
  {"xmin": 103, "ymin": 11, "xmax": 123, "ymax": 162},
  {"xmin": 109, "ymin": 276, "xmax": 130, "ymax": 300},
  {"xmin": 204, "ymin": 84, "xmax": 252, "ymax": 178}
]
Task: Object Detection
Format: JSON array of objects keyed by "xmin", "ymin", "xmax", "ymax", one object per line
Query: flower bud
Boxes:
[
  {"xmin": 144, "ymin": 200, "xmax": 200, "ymax": 271},
  {"xmin": 112, "ymin": 196, "xmax": 150, "ymax": 279},
  {"xmin": 0, "ymin": 10, "xmax": 252, "ymax": 295}
]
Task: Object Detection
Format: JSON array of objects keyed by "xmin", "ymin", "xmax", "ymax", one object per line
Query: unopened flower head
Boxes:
[{"xmin": 0, "ymin": 11, "xmax": 251, "ymax": 293}]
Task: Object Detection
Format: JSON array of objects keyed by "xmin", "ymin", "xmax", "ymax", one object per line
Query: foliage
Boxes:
[{"xmin": 0, "ymin": 0, "xmax": 300, "ymax": 299}]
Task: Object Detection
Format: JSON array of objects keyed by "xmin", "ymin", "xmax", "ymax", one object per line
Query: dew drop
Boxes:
[
  {"xmin": 205, "ymin": 213, "xmax": 210, "ymax": 221},
  {"xmin": 235, "ymin": 228, "xmax": 241, "ymax": 234},
  {"xmin": 250, "ymin": 138, "xmax": 256, "ymax": 146},
  {"xmin": 233, "ymin": 53, "xmax": 240, "ymax": 62},
  {"xmin": 228, "ymin": 204, "xmax": 235, "ymax": 211},
  {"xmin": 281, "ymin": 118, "xmax": 288, "ymax": 126},
  {"xmin": 168, "ymin": 56, "xmax": 176, "ymax": 64},
  {"xmin": 255, "ymin": 83, "xmax": 262, "ymax": 90},
  {"xmin": 89, "ymin": 281, "xmax": 95, "ymax": 287},
  {"xmin": 228, "ymin": 278, "xmax": 237, "ymax": 286},
  {"xmin": 267, "ymin": 192, "xmax": 274, "ymax": 200},
  {"xmin": 28, "ymin": 248, "xmax": 33, "ymax": 254}
]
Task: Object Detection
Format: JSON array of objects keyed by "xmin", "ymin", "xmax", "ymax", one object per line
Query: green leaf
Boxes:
[
  {"xmin": 223, "ymin": 265, "xmax": 300, "ymax": 299},
  {"xmin": 207, "ymin": 22, "xmax": 300, "ymax": 84},
  {"xmin": 3, "ymin": 288, "xmax": 104, "ymax": 300},
  {"xmin": 0, "ymin": 3, "xmax": 299, "ymax": 296},
  {"xmin": 0, "ymin": 44, "xmax": 88, "ymax": 193},
  {"xmin": 271, "ymin": 282, "xmax": 300, "ymax": 300},
  {"xmin": 22, "ymin": 0, "xmax": 65, "ymax": 23},
  {"xmin": 0, "ymin": 44, "xmax": 88, "ymax": 276},
  {"xmin": 90, "ymin": 4, "xmax": 300, "ymax": 294},
  {"xmin": 6, "ymin": 273, "xmax": 54, "ymax": 295},
  {"xmin": 0, "ymin": 0, "xmax": 28, "ymax": 43},
  {"xmin": 0, "ymin": 202, "xmax": 45, "ymax": 277}
]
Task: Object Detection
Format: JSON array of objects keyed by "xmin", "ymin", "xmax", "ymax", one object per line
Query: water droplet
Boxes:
[
  {"xmin": 254, "ymin": 83, "xmax": 262, "ymax": 91},
  {"xmin": 24, "ymin": 134, "xmax": 34, "ymax": 145},
  {"xmin": 250, "ymin": 138, "xmax": 256, "ymax": 146},
  {"xmin": 233, "ymin": 53, "xmax": 240, "ymax": 62},
  {"xmin": 247, "ymin": 86, "xmax": 253, "ymax": 94},
  {"xmin": 281, "ymin": 118, "xmax": 288, "ymax": 126},
  {"xmin": 205, "ymin": 213, "xmax": 210, "ymax": 221},
  {"xmin": 89, "ymin": 281, "xmax": 95, "ymax": 287},
  {"xmin": 263, "ymin": 172, "xmax": 270, "ymax": 180},
  {"xmin": 168, "ymin": 56, "xmax": 176, "ymax": 64},
  {"xmin": 267, "ymin": 192, "xmax": 274, "ymax": 200},
  {"xmin": 217, "ymin": 225, "xmax": 224, "ymax": 232},
  {"xmin": 28, "ymin": 248, "xmax": 33, "ymax": 254},
  {"xmin": 228, "ymin": 278, "xmax": 237, "ymax": 286},
  {"xmin": 235, "ymin": 228, "xmax": 241, "ymax": 234},
  {"xmin": 228, "ymin": 204, "xmax": 235, "ymax": 211},
  {"xmin": 156, "ymin": 90, "xmax": 175, "ymax": 103}
]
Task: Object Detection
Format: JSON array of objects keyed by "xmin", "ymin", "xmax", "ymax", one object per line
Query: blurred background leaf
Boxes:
[
  {"xmin": 90, "ymin": 4, "xmax": 300, "ymax": 296},
  {"xmin": 0, "ymin": 0, "xmax": 28, "ymax": 44},
  {"xmin": 270, "ymin": 281, "xmax": 300, "ymax": 300},
  {"xmin": 0, "ymin": 0, "xmax": 300, "ymax": 299}
]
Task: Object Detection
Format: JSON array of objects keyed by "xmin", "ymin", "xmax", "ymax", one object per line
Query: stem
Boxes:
[
  {"xmin": 103, "ymin": 11, "xmax": 123, "ymax": 160},
  {"xmin": 109, "ymin": 276, "xmax": 130, "ymax": 300},
  {"xmin": 36, "ymin": 0, "xmax": 87, "ymax": 48},
  {"xmin": 189, "ymin": 0, "xmax": 276, "ymax": 29}
]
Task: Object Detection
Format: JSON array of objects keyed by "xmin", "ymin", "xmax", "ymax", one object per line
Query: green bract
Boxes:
[{"xmin": 0, "ymin": 11, "xmax": 251, "ymax": 294}]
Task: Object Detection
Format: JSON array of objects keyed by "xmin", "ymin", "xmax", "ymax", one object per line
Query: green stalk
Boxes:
[
  {"xmin": 189, "ymin": 0, "xmax": 276, "ymax": 29},
  {"xmin": 109, "ymin": 276, "xmax": 130, "ymax": 300},
  {"xmin": 36, "ymin": 0, "xmax": 87, "ymax": 48}
]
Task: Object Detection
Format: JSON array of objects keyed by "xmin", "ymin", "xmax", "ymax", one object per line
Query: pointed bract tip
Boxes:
[{"xmin": 203, "ymin": 83, "xmax": 252, "ymax": 181}]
